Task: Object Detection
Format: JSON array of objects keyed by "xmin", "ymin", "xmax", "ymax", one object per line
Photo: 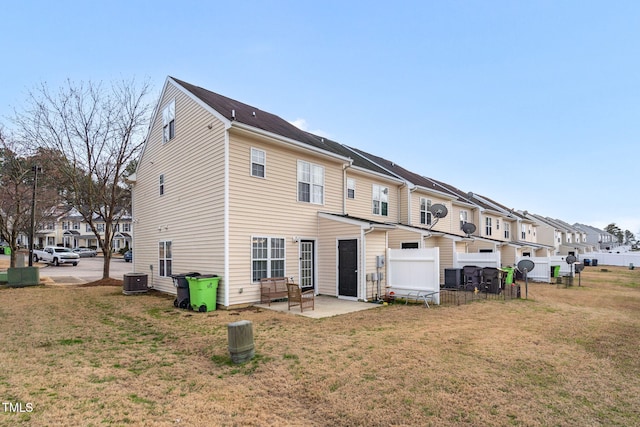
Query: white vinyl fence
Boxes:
[
  {"xmin": 587, "ymin": 252, "xmax": 640, "ymax": 267},
  {"xmin": 454, "ymin": 252, "xmax": 501, "ymax": 269},
  {"xmin": 514, "ymin": 256, "xmax": 574, "ymax": 283},
  {"xmin": 387, "ymin": 248, "xmax": 440, "ymax": 304}
]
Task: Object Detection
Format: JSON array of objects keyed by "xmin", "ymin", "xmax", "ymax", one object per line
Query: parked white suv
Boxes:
[{"xmin": 33, "ymin": 246, "xmax": 80, "ymax": 266}]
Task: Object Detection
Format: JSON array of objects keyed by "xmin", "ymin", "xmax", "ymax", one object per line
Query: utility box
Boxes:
[
  {"xmin": 123, "ymin": 273, "xmax": 149, "ymax": 295},
  {"xmin": 7, "ymin": 267, "xmax": 40, "ymax": 287},
  {"xmin": 444, "ymin": 268, "xmax": 463, "ymax": 288}
]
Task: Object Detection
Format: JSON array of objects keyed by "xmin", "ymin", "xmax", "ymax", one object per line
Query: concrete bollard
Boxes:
[{"xmin": 227, "ymin": 320, "xmax": 255, "ymax": 364}]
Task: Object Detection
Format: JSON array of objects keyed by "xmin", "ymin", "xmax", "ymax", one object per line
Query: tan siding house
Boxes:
[{"xmin": 132, "ymin": 77, "xmax": 402, "ymax": 308}]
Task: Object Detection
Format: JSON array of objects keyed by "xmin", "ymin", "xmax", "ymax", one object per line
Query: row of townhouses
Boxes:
[
  {"xmin": 128, "ymin": 77, "xmax": 620, "ymax": 309},
  {"xmin": 12, "ymin": 207, "xmax": 133, "ymax": 252}
]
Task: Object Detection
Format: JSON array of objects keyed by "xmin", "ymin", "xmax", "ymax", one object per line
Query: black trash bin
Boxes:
[
  {"xmin": 591, "ymin": 259, "xmax": 598, "ymax": 266},
  {"xmin": 584, "ymin": 259, "xmax": 591, "ymax": 266},
  {"xmin": 170, "ymin": 272, "xmax": 200, "ymax": 309}
]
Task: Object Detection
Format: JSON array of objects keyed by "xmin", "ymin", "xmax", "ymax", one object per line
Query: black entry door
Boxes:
[{"xmin": 338, "ymin": 239, "xmax": 358, "ymax": 297}]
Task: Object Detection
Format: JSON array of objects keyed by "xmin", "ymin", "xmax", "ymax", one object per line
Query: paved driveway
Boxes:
[{"xmin": 34, "ymin": 255, "xmax": 134, "ymax": 284}]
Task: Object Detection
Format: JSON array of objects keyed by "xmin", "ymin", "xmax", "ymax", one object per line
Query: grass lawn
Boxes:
[{"xmin": 0, "ymin": 265, "xmax": 639, "ymax": 426}]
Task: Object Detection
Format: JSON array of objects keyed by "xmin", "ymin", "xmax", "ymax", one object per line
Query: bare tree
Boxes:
[
  {"xmin": 13, "ymin": 78, "xmax": 152, "ymax": 279},
  {"xmin": 0, "ymin": 128, "xmax": 61, "ymax": 267}
]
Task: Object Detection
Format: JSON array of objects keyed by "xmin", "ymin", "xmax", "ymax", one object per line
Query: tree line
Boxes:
[{"xmin": 1, "ymin": 78, "xmax": 152, "ymax": 278}]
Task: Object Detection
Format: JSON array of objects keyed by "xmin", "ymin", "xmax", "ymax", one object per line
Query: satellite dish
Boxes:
[
  {"xmin": 517, "ymin": 259, "xmax": 535, "ymax": 273},
  {"xmin": 461, "ymin": 222, "xmax": 476, "ymax": 237},
  {"xmin": 429, "ymin": 203, "xmax": 448, "ymax": 218},
  {"xmin": 565, "ymin": 255, "xmax": 577, "ymax": 264},
  {"xmin": 517, "ymin": 259, "xmax": 536, "ymax": 300}
]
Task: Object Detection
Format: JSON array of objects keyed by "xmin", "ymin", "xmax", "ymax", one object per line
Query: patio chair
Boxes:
[{"xmin": 287, "ymin": 282, "xmax": 315, "ymax": 312}]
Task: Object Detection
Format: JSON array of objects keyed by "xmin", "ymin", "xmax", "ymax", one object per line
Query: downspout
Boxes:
[
  {"xmin": 223, "ymin": 128, "xmax": 230, "ymax": 308},
  {"xmin": 342, "ymin": 162, "xmax": 352, "ymax": 215},
  {"xmin": 362, "ymin": 226, "xmax": 376, "ymax": 301},
  {"xmin": 407, "ymin": 185, "xmax": 417, "ymax": 226}
]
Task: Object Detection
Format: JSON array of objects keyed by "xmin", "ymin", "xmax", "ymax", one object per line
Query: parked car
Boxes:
[
  {"xmin": 124, "ymin": 250, "xmax": 132, "ymax": 262},
  {"xmin": 33, "ymin": 246, "xmax": 80, "ymax": 266},
  {"xmin": 73, "ymin": 247, "xmax": 97, "ymax": 257}
]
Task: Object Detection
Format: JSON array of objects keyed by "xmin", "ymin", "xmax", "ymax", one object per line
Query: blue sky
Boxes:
[{"xmin": 2, "ymin": 1, "xmax": 639, "ymax": 235}]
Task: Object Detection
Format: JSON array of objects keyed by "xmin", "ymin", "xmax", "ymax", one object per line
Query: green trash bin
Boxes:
[
  {"xmin": 501, "ymin": 267, "xmax": 514, "ymax": 285},
  {"xmin": 551, "ymin": 265, "xmax": 561, "ymax": 278},
  {"xmin": 187, "ymin": 274, "xmax": 220, "ymax": 312}
]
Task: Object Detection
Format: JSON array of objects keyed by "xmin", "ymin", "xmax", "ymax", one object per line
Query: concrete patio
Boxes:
[{"xmin": 254, "ymin": 295, "xmax": 384, "ymax": 319}]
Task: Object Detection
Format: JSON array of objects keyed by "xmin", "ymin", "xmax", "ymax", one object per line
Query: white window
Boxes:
[
  {"xmin": 159, "ymin": 174, "xmax": 165, "ymax": 196},
  {"xmin": 96, "ymin": 223, "xmax": 105, "ymax": 232},
  {"xmin": 123, "ymin": 223, "xmax": 131, "ymax": 232},
  {"xmin": 420, "ymin": 198, "xmax": 432, "ymax": 225},
  {"xmin": 347, "ymin": 178, "xmax": 355, "ymax": 199},
  {"xmin": 251, "ymin": 148, "xmax": 266, "ymax": 178},
  {"xmin": 62, "ymin": 221, "xmax": 69, "ymax": 230},
  {"xmin": 521, "ymin": 224, "xmax": 526, "ymax": 239},
  {"xmin": 252, "ymin": 237, "xmax": 285, "ymax": 282},
  {"xmin": 159, "ymin": 241, "xmax": 172, "ymax": 277},
  {"xmin": 372, "ymin": 184, "xmax": 389, "ymax": 216},
  {"xmin": 504, "ymin": 223, "xmax": 510, "ymax": 239},
  {"xmin": 112, "ymin": 223, "xmax": 120, "ymax": 232},
  {"xmin": 460, "ymin": 210, "xmax": 468, "ymax": 229},
  {"xmin": 485, "ymin": 217, "xmax": 492, "ymax": 236},
  {"xmin": 73, "ymin": 222, "xmax": 80, "ymax": 230},
  {"xmin": 86, "ymin": 224, "xmax": 91, "ymax": 232},
  {"xmin": 496, "ymin": 219, "xmax": 500, "ymax": 230},
  {"xmin": 162, "ymin": 100, "xmax": 175, "ymax": 143},
  {"xmin": 297, "ymin": 161, "xmax": 324, "ymax": 204}
]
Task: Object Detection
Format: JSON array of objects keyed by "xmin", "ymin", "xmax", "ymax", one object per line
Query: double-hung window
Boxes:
[
  {"xmin": 159, "ymin": 241, "xmax": 172, "ymax": 277},
  {"xmin": 420, "ymin": 198, "xmax": 432, "ymax": 225},
  {"xmin": 162, "ymin": 100, "xmax": 175, "ymax": 143},
  {"xmin": 159, "ymin": 174, "xmax": 165, "ymax": 196},
  {"xmin": 460, "ymin": 210, "xmax": 468, "ymax": 229},
  {"xmin": 251, "ymin": 148, "xmax": 266, "ymax": 178},
  {"xmin": 252, "ymin": 237, "xmax": 285, "ymax": 282},
  {"xmin": 504, "ymin": 223, "xmax": 510, "ymax": 239},
  {"xmin": 297, "ymin": 161, "xmax": 324, "ymax": 204},
  {"xmin": 521, "ymin": 224, "xmax": 526, "ymax": 239},
  {"xmin": 485, "ymin": 217, "xmax": 492, "ymax": 236},
  {"xmin": 372, "ymin": 184, "xmax": 389, "ymax": 216}
]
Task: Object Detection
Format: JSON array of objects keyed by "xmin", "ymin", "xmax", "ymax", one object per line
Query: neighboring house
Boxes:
[
  {"xmin": 573, "ymin": 223, "xmax": 617, "ymax": 251},
  {"xmin": 32, "ymin": 206, "xmax": 132, "ymax": 251}
]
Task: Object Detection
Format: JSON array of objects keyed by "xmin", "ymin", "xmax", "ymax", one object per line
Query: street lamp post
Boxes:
[{"xmin": 28, "ymin": 165, "xmax": 42, "ymax": 267}]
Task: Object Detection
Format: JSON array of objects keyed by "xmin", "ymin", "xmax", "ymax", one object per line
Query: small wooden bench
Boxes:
[
  {"xmin": 387, "ymin": 287, "xmax": 439, "ymax": 308},
  {"xmin": 260, "ymin": 277, "xmax": 290, "ymax": 306}
]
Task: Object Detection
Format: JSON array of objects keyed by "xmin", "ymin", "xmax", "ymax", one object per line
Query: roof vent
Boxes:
[
  {"xmin": 252, "ymin": 111, "xmax": 256, "ymax": 117},
  {"xmin": 231, "ymin": 109, "xmax": 236, "ymax": 120}
]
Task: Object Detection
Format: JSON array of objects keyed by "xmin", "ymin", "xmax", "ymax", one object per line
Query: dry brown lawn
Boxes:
[{"xmin": 0, "ymin": 263, "xmax": 639, "ymax": 426}]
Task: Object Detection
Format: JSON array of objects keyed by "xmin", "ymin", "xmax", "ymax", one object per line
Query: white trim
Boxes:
[
  {"xmin": 232, "ymin": 122, "xmax": 352, "ymax": 163},
  {"xmin": 168, "ymin": 77, "xmax": 232, "ymax": 128},
  {"xmin": 223, "ymin": 127, "xmax": 230, "ymax": 307},
  {"xmin": 318, "ymin": 212, "xmax": 396, "ymax": 230}
]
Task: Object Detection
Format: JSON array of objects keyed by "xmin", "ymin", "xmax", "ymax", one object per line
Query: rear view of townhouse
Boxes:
[{"xmin": 130, "ymin": 77, "xmax": 595, "ymax": 309}]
